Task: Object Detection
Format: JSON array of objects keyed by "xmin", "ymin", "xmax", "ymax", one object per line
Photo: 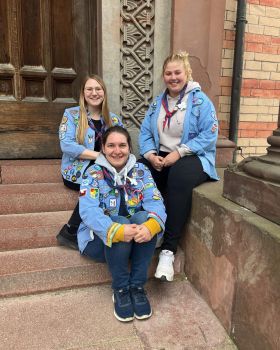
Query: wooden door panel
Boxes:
[{"xmin": 0, "ymin": 0, "xmax": 100, "ymax": 159}]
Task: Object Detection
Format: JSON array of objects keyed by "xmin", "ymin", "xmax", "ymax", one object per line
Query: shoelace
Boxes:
[
  {"xmin": 116, "ymin": 288, "xmax": 131, "ymax": 306},
  {"xmin": 131, "ymin": 287, "xmax": 147, "ymax": 303}
]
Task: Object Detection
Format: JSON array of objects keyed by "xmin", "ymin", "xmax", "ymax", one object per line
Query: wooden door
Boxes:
[{"xmin": 0, "ymin": 0, "xmax": 100, "ymax": 158}]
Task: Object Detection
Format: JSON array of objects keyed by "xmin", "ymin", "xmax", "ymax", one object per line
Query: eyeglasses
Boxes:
[{"xmin": 84, "ymin": 87, "xmax": 103, "ymax": 94}]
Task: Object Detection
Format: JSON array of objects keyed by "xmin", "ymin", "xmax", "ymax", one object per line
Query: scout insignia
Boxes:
[
  {"xmin": 71, "ymin": 175, "xmax": 77, "ymax": 182},
  {"xmin": 144, "ymin": 182, "xmax": 154, "ymax": 189},
  {"xmin": 152, "ymin": 188, "xmax": 162, "ymax": 200},
  {"xmin": 211, "ymin": 123, "xmax": 218, "ymax": 133},
  {"xmin": 90, "ymin": 188, "xmax": 99, "ymax": 199},
  {"xmin": 61, "ymin": 115, "xmax": 68, "ymax": 124}
]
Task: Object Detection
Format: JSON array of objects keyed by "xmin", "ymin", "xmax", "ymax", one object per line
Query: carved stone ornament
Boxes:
[{"xmin": 120, "ymin": 0, "xmax": 155, "ymax": 128}]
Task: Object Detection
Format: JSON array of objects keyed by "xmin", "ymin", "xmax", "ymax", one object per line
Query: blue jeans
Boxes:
[{"xmin": 83, "ymin": 211, "xmax": 157, "ymax": 290}]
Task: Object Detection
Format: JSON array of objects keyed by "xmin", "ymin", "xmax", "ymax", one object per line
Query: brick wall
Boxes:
[{"xmin": 219, "ymin": 0, "xmax": 280, "ymax": 161}]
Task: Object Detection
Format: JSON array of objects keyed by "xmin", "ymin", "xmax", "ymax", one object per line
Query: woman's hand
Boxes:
[
  {"xmin": 148, "ymin": 154, "xmax": 164, "ymax": 172},
  {"xmin": 163, "ymin": 150, "xmax": 180, "ymax": 167},
  {"xmin": 123, "ymin": 224, "xmax": 138, "ymax": 242},
  {"xmin": 134, "ymin": 225, "xmax": 152, "ymax": 243}
]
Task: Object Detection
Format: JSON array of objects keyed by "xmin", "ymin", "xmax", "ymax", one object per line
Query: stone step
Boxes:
[
  {"xmin": 0, "ymin": 281, "xmax": 237, "ymax": 350},
  {"xmin": 0, "ymin": 246, "xmax": 184, "ymax": 298},
  {"xmin": 0, "ymin": 159, "xmax": 62, "ymax": 184},
  {"xmin": 0, "ymin": 211, "xmax": 72, "ymax": 251},
  {"xmin": 0, "ymin": 183, "xmax": 78, "ymax": 214}
]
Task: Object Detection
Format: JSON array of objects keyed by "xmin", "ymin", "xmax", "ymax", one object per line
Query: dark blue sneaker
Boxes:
[
  {"xmin": 112, "ymin": 287, "xmax": 134, "ymax": 322},
  {"xmin": 130, "ymin": 286, "xmax": 152, "ymax": 320}
]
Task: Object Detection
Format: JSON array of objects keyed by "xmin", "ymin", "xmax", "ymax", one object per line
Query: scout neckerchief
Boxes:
[
  {"xmin": 102, "ymin": 167, "xmax": 130, "ymax": 217},
  {"xmin": 161, "ymin": 83, "xmax": 188, "ymax": 131},
  {"xmin": 87, "ymin": 112, "xmax": 106, "ymax": 143}
]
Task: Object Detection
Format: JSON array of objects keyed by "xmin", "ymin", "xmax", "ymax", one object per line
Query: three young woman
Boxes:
[
  {"xmin": 139, "ymin": 51, "xmax": 219, "ymax": 282},
  {"xmin": 78, "ymin": 126, "xmax": 166, "ymax": 322}
]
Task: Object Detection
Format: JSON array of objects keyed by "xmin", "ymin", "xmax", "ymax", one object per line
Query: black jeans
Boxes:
[{"xmin": 138, "ymin": 153, "xmax": 209, "ymax": 254}]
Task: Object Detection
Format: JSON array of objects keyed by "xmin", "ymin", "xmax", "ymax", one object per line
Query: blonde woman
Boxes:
[
  {"xmin": 57, "ymin": 75, "xmax": 123, "ymax": 248},
  {"xmin": 139, "ymin": 51, "xmax": 219, "ymax": 281}
]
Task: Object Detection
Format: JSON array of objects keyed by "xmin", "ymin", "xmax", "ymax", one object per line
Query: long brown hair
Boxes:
[{"xmin": 76, "ymin": 74, "xmax": 112, "ymax": 144}]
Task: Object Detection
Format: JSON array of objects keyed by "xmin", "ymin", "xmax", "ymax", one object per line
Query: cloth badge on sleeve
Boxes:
[
  {"xmin": 152, "ymin": 188, "xmax": 162, "ymax": 200},
  {"xmin": 88, "ymin": 135, "xmax": 93, "ymax": 143},
  {"xmin": 144, "ymin": 182, "xmax": 154, "ymax": 189},
  {"xmin": 79, "ymin": 188, "xmax": 87, "ymax": 197},
  {"xmin": 90, "ymin": 188, "xmax": 99, "ymax": 199},
  {"xmin": 211, "ymin": 111, "xmax": 217, "ymax": 121},
  {"xmin": 59, "ymin": 124, "xmax": 67, "ymax": 132},
  {"xmin": 211, "ymin": 123, "xmax": 218, "ymax": 133},
  {"xmin": 81, "ymin": 179, "xmax": 90, "ymax": 186}
]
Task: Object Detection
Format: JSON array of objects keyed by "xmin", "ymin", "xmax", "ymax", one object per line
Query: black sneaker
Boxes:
[
  {"xmin": 130, "ymin": 286, "xmax": 152, "ymax": 320},
  {"xmin": 112, "ymin": 287, "xmax": 134, "ymax": 322},
  {"xmin": 56, "ymin": 224, "xmax": 78, "ymax": 250}
]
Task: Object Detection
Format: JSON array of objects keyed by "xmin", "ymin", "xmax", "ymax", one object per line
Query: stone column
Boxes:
[{"xmin": 223, "ymin": 111, "xmax": 280, "ymax": 225}]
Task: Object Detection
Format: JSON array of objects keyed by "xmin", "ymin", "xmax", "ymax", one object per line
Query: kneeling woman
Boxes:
[{"xmin": 77, "ymin": 126, "xmax": 166, "ymax": 322}]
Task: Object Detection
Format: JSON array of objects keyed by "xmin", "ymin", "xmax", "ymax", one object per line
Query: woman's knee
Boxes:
[{"xmin": 83, "ymin": 239, "xmax": 106, "ymax": 263}]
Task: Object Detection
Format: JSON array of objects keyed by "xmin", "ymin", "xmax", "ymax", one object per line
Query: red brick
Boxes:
[
  {"xmin": 245, "ymin": 33, "xmax": 271, "ymax": 44},
  {"xmin": 240, "ymin": 130, "xmax": 257, "ymax": 137},
  {"xmin": 246, "ymin": 42, "xmax": 263, "ymax": 52},
  {"xmin": 222, "ymin": 87, "xmax": 232, "ymax": 96},
  {"xmin": 219, "ymin": 129, "xmax": 229, "ymax": 138},
  {"xmin": 239, "ymin": 122, "xmax": 277, "ymax": 130},
  {"xmin": 259, "ymin": 80, "xmax": 276, "ymax": 89},
  {"xmin": 262, "ymin": 45, "xmax": 278, "ymax": 54},
  {"xmin": 225, "ymin": 30, "xmax": 235, "ymax": 41},
  {"xmin": 259, "ymin": 0, "xmax": 280, "ymax": 8},
  {"xmin": 220, "ymin": 76, "xmax": 232, "ymax": 87},
  {"xmin": 219, "ymin": 120, "xmax": 229, "ymax": 129},
  {"xmin": 224, "ymin": 40, "xmax": 235, "ymax": 49},
  {"xmin": 241, "ymin": 88, "xmax": 252, "ymax": 97},
  {"xmin": 271, "ymin": 37, "xmax": 280, "ymax": 45},
  {"xmin": 242, "ymin": 79, "xmax": 260, "ymax": 89},
  {"xmin": 256, "ymin": 130, "xmax": 274, "ymax": 137},
  {"xmin": 248, "ymin": 0, "xmax": 260, "ymax": 3},
  {"xmin": 251, "ymin": 89, "xmax": 280, "ymax": 98},
  {"xmin": 275, "ymin": 82, "xmax": 280, "ymax": 89}
]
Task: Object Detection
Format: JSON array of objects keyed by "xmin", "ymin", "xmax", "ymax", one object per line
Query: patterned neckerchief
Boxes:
[
  {"xmin": 87, "ymin": 111, "xmax": 106, "ymax": 142},
  {"xmin": 161, "ymin": 84, "xmax": 188, "ymax": 131}
]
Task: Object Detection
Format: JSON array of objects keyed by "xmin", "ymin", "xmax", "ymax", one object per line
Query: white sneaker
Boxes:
[{"xmin": 154, "ymin": 250, "xmax": 175, "ymax": 281}]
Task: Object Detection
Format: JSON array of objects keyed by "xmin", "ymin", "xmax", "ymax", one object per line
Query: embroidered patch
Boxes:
[
  {"xmin": 211, "ymin": 111, "xmax": 218, "ymax": 121},
  {"xmin": 71, "ymin": 175, "xmax": 77, "ymax": 182},
  {"xmin": 88, "ymin": 135, "xmax": 93, "ymax": 143},
  {"xmin": 59, "ymin": 132, "xmax": 66, "ymax": 140},
  {"xmin": 127, "ymin": 197, "xmax": 139, "ymax": 207},
  {"xmin": 70, "ymin": 109, "xmax": 79, "ymax": 116},
  {"xmin": 59, "ymin": 124, "xmax": 67, "ymax": 132},
  {"xmin": 79, "ymin": 188, "xmax": 87, "ymax": 197},
  {"xmin": 109, "ymin": 198, "xmax": 117, "ymax": 207},
  {"xmin": 211, "ymin": 123, "xmax": 218, "ymax": 133},
  {"xmin": 111, "ymin": 116, "xmax": 118, "ymax": 125},
  {"xmin": 90, "ymin": 188, "xmax": 99, "ymax": 199},
  {"xmin": 144, "ymin": 182, "xmax": 154, "ymax": 189},
  {"xmin": 81, "ymin": 179, "xmax": 90, "ymax": 186},
  {"xmin": 192, "ymin": 97, "xmax": 203, "ymax": 106},
  {"xmin": 137, "ymin": 169, "xmax": 144, "ymax": 177},
  {"xmin": 152, "ymin": 188, "xmax": 162, "ymax": 200}
]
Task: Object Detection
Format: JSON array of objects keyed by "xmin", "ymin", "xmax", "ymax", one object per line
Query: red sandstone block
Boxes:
[
  {"xmin": 0, "ymin": 211, "xmax": 72, "ymax": 251},
  {"xmin": 0, "ymin": 183, "xmax": 78, "ymax": 215},
  {"xmin": 0, "ymin": 159, "xmax": 62, "ymax": 184}
]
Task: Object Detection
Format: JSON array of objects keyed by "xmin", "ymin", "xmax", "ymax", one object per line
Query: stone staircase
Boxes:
[{"xmin": 0, "ymin": 159, "xmax": 237, "ymax": 349}]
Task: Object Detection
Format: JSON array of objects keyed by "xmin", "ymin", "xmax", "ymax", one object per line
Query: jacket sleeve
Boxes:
[
  {"xmin": 139, "ymin": 103, "xmax": 158, "ymax": 156},
  {"xmin": 140, "ymin": 164, "xmax": 166, "ymax": 231},
  {"xmin": 59, "ymin": 109, "xmax": 86, "ymax": 158},
  {"xmin": 184, "ymin": 95, "xmax": 218, "ymax": 155},
  {"xmin": 78, "ymin": 166, "xmax": 117, "ymax": 247}
]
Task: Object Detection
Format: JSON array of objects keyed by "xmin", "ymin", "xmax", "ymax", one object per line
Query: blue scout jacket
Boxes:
[
  {"xmin": 77, "ymin": 153, "xmax": 167, "ymax": 252},
  {"xmin": 59, "ymin": 106, "xmax": 123, "ymax": 185},
  {"xmin": 139, "ymin": 84, "xmax": 219, "ymax": 180}
]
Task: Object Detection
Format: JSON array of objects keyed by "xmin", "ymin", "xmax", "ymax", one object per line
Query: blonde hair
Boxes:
[
  {"xmin": 162, "ymin": 51, "xmax": 193, "ymax": 81},
  {"xmin": 76, "ymin": 74, "xmax": 112, "ymax": 145}
]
